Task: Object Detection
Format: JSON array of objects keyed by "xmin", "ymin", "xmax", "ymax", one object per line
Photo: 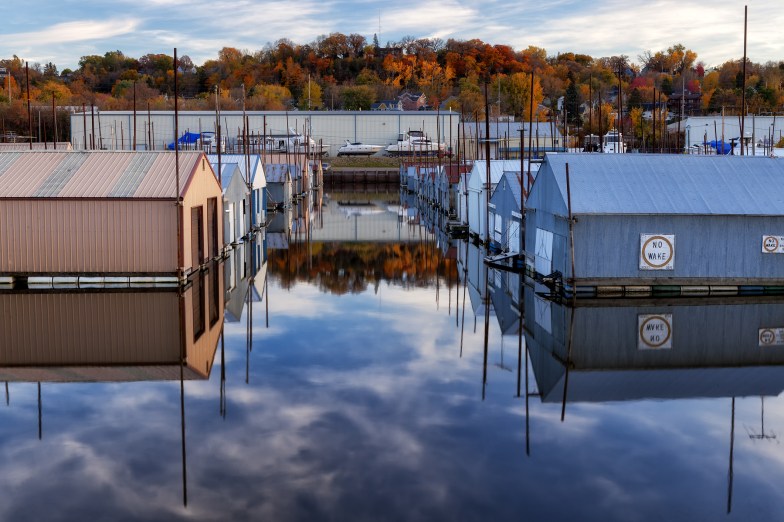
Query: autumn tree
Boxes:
[{"xmin": 502, "ymin": 72, "xmax": 544, "ymax": 120}]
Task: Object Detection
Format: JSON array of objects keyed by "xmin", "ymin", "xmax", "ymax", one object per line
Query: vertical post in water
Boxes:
[
  {"xmin": 174, "ymin": 48, "xmax": 183, "ymax": 278},
  {"xmin": 484, "ymin": 83, "xmax": 491, "ymax": 246}
]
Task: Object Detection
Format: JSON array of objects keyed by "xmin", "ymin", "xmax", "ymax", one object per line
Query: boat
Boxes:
[
  {"xmin": 239, "ymin": 128, "xmax": 329, "ymax": 155},
  {"xmin": 385, "ymin": 130, "xmax": 445, "ymax": 156},
  {"xmin": 601, "ymin": 129, "xmax": 626, "ymax": 153},
  {"xmin": 337, "ymin": 140, "xmax": 385, "ymax": 156},
  {"xmin": 581, "ymin": 130, "xmax": 626, "ymax": 153}
]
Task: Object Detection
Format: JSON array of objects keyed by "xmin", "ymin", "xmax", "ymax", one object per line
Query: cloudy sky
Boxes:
[{"xmin": 2, "ymin": 0, "xmax": 782, "ymax": 71}]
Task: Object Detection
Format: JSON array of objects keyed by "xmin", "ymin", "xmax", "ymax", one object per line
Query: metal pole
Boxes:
[
  {"xmin": 740, "ymin": 5, "xmax": 748, "ymax": 155},
  {"xmin": 52, "ymin": 93, "xmax": 57, "ymax": 149},
  {"xmin": 82, "ymin": 103, "xmax": 87, "ymax": 150},
  {"xmin": 25, "ymin": 62, "xmax": 32, "ymax": 150},
  {"xmin": 133, "ymin": 81, "xmax": 137, "ymax": 150}
]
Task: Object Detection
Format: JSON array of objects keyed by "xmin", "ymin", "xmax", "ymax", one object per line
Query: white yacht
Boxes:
[
  {"xmin": 385, "ymin": 130, "xmax": 444, "ymax": 155},
  {"xmin": 337, "ymin": 140, "xmax": 385, "ymax": 156}
]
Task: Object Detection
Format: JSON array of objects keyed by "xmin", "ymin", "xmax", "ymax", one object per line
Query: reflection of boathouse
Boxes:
[
  {"xmin": 524, "ymin": 285, "xmax": 784, "ymax": 403},
  {"xmin": 0, "ymin": 266, "xmax": 224, "ymax": 381},
  {"xmin": 0, "ymin": 151, "xmax": 223, "ymax": 280}
]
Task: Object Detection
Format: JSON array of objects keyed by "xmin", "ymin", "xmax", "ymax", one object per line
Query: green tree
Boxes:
[
  {"xmin": 341, "ymin": 85, "xmax": 375, "ymax": 110},
  {"xmin": 564, "ymin": 72, "xmax": 582, "ymax": 125}
]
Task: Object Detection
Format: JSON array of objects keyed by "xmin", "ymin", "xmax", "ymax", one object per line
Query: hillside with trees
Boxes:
[{"xmin": 1, "ymin": 35, "xmax": 782, "ymax": 144}]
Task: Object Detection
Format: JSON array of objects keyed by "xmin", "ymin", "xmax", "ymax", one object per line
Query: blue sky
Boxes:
[{"xmin": 2, "ymin": 0, "xmax": 782, "ymax": 71}]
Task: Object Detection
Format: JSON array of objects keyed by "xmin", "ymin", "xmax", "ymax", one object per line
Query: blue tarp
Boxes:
[
  {"xmin": 706, "ymin": 140, "xmax": 736, "ymax": 155},
  {"xmin": 167, "ymin": 132, "xmax": 202, "ymax": 150}
]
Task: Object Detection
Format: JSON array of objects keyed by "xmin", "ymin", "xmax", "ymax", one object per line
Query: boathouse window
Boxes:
[
  {"xmin": 191, "ymin": 206, "xmax": 204, "ymax": 269},
  {"xmin": 209, "ymin": 262, "xmax": 219, "ymax": 327},
  {"xmin": 193, "ymin": 271, "xmax": 205, "ymax": 341},
  {"xmin": 207, "ymin": 197, "xmax": 218, "ymax": 258}
]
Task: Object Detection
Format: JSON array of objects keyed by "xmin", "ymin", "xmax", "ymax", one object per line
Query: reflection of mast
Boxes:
[
  {"xmin": 180, "ymin": 359, "xmax": 188, "ymax": 507},
  {"xmin": 219, "ymin": 326, "xmax": 226, "ymax": 419},
  {"xmin": 561, "ymin": 307, "xmax": 575, "ymax": 422},
  {"xmin": 727, "ymin": 397, "xmax": 735, "ymax": 514},
  {"xmin": 747, "ymin": 397, "xmax": 777, "ymax": 441},
  {"xmin": 495, "ymin": 337, "xmax": 513, "ymax": 372},
  {"xmin": 459, "ymin": 239, "xmax": 468, "ymax": 358},
  {"xmin": 37, "ymin": 382, "xmax": 42, "ymax": 440},
  {"xmin": 482, "ymin": 246, "xmax": 491, "ymax": 401},
  {"xmin": 5, "ymin": 381, "xmax": 8, "ymax": 405}
]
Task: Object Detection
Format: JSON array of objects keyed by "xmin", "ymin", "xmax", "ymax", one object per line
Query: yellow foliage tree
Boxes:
[{"xmin": 502, "ymin": 72, "xmax": 544, "ymax": 121}]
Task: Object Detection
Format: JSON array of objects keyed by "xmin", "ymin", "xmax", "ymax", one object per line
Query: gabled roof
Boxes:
[
  {"xmin": 469, "ymin": 160, "xmax": 525, "ymax": 186},
  {"xmin": 543, "ymin": 153, "xmax": 784, "ymax": 215},
  {"xmin": 218, "ymin": 162, "xmax": 243, "ymax": 191},
  {"xmin": 264, "ymin": 163, "xmax": 293, "ymax": 183},
  {"xmin": 207, "ymin": 154, "xmax": 265, "ymax": 185},
  {"xmin": 0, "ymin": 151, "xmax": 211, "ymax": 199},
  {"xmin": 494, "ymin": 171, "xmax": 522, "ymax": 206}
]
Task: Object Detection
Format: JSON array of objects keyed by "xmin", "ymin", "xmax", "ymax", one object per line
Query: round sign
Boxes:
[
  {"xmin": 763, "ymin": 236, "xmax": 779, "ymax": 253},
  {"xmin": 641, "ymin": 235, "xmax": 674, "ymax": 269},
  {"xmin": 639, "ymin": 315, "xmax": 672, "ymax": 348},
  {"xmin": 759, "ymin": 329, "xmax": 776, "ymax": 346}
]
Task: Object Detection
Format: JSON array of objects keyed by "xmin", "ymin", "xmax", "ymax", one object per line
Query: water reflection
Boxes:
[
  {"xmin": 2, "ymin": 190, "xmax": 784, "ymax": 520},
  {"xmin": 1, "ymin": 263, "xmax": 224, "ymax": 508},
  {"xmin": 524, "ymin": 286, "xmax": 784, "ymax": 404}
]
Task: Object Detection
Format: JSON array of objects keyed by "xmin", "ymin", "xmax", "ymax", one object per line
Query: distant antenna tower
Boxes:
[{"xmin": 378, "ymin": 10, "xmax": 381, "ymax": 44}]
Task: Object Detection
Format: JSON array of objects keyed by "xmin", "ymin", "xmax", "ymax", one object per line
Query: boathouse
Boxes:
[
  {"xmin": 0, "ymin": 151, "xmax": 223, "ymax": 281},
  {"xmin": 215, "ymin": 162, "xmax": 250, "ymax": 245},
  {"xmin": 265, "ymin": 163, "xmax": 293, "ymax": 210},
  {"xmin": 466, "ymin": 160, "xmax": 537, "ymax": 241},
  {"xmin": 525, "ymin": 154, "xmax": 784, "ymax": 293},
  {"xmin": 489, "ymin": 172, "xmax": 523, "ymax": 254},
  {"xmin": 208, "ymin": 153, "xmax": 267, "ymax": 228}
]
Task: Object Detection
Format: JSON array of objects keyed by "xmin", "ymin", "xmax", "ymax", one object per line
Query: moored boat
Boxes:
[{"xmin": 337, "ymin": 140, "xmax": 385, "ymax": 156}]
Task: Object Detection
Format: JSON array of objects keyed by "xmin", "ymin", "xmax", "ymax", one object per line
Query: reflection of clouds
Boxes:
[{"xmin": 3, "ymin": 277, "xmax": 784, "ymax": 519}]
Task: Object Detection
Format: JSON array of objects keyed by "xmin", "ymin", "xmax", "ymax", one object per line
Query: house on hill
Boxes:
[{"xmin": 398, "ymin": 92, "xmax": 427, "ymax": 111}]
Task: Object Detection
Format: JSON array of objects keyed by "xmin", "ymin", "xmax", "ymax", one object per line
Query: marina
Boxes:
[
  {"xmin": 3, "ymin": 0, "xmax": 784, "ymax": 516},
  {"xmin": 2, "ymin": 189, "xmax": 784, "ymax": 519}
]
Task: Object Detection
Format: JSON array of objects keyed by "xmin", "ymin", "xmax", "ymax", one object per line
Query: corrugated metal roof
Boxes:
[
  {"xmin": 0, "ymin": 152, "xmax": 21, "ymax": 179},
  {"xmin": 33, "ymin": 153, "xmax": 90, "ymax": 197},
  {"xmin": 108, "ymin": 153, "xmax": 157, "ymax": 197},
  {"xmin": 476, "ymin": 121, "xmax": 561, "ymax": 139},
  {"xmin": 545, "ymin": 153, "xmax": 784, "ymax": 215},
  {"xmin": 502, "ymin": 172, "xmax": 522, "ymax": 204},
  {"xmin": 219, "ymin": 163, "xmax": 242, "ymax": 191},
  {"xmin": 207, "ymin": 154, "xmax": 265, "ymax": 185},
  {"xmin": 470, "ymin": 160, "xmax": 531, "ymax": 185},
  {"xmin": 264, "ymin": 163, "xmax": 291, "ymax": 183},
  {"xmin": 0, "ymin": 151, "xmax": 206, "ymax": 198}
]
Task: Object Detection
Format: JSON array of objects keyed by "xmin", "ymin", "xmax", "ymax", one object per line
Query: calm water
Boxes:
[{"xmin": 2, "ymin": 191, "xmax": 784, "ymax": 521}]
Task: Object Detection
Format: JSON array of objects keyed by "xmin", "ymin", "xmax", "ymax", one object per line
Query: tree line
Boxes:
[{"xmin": 1, "ymin": 34, "xmax": 782, "ymax": 142}]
